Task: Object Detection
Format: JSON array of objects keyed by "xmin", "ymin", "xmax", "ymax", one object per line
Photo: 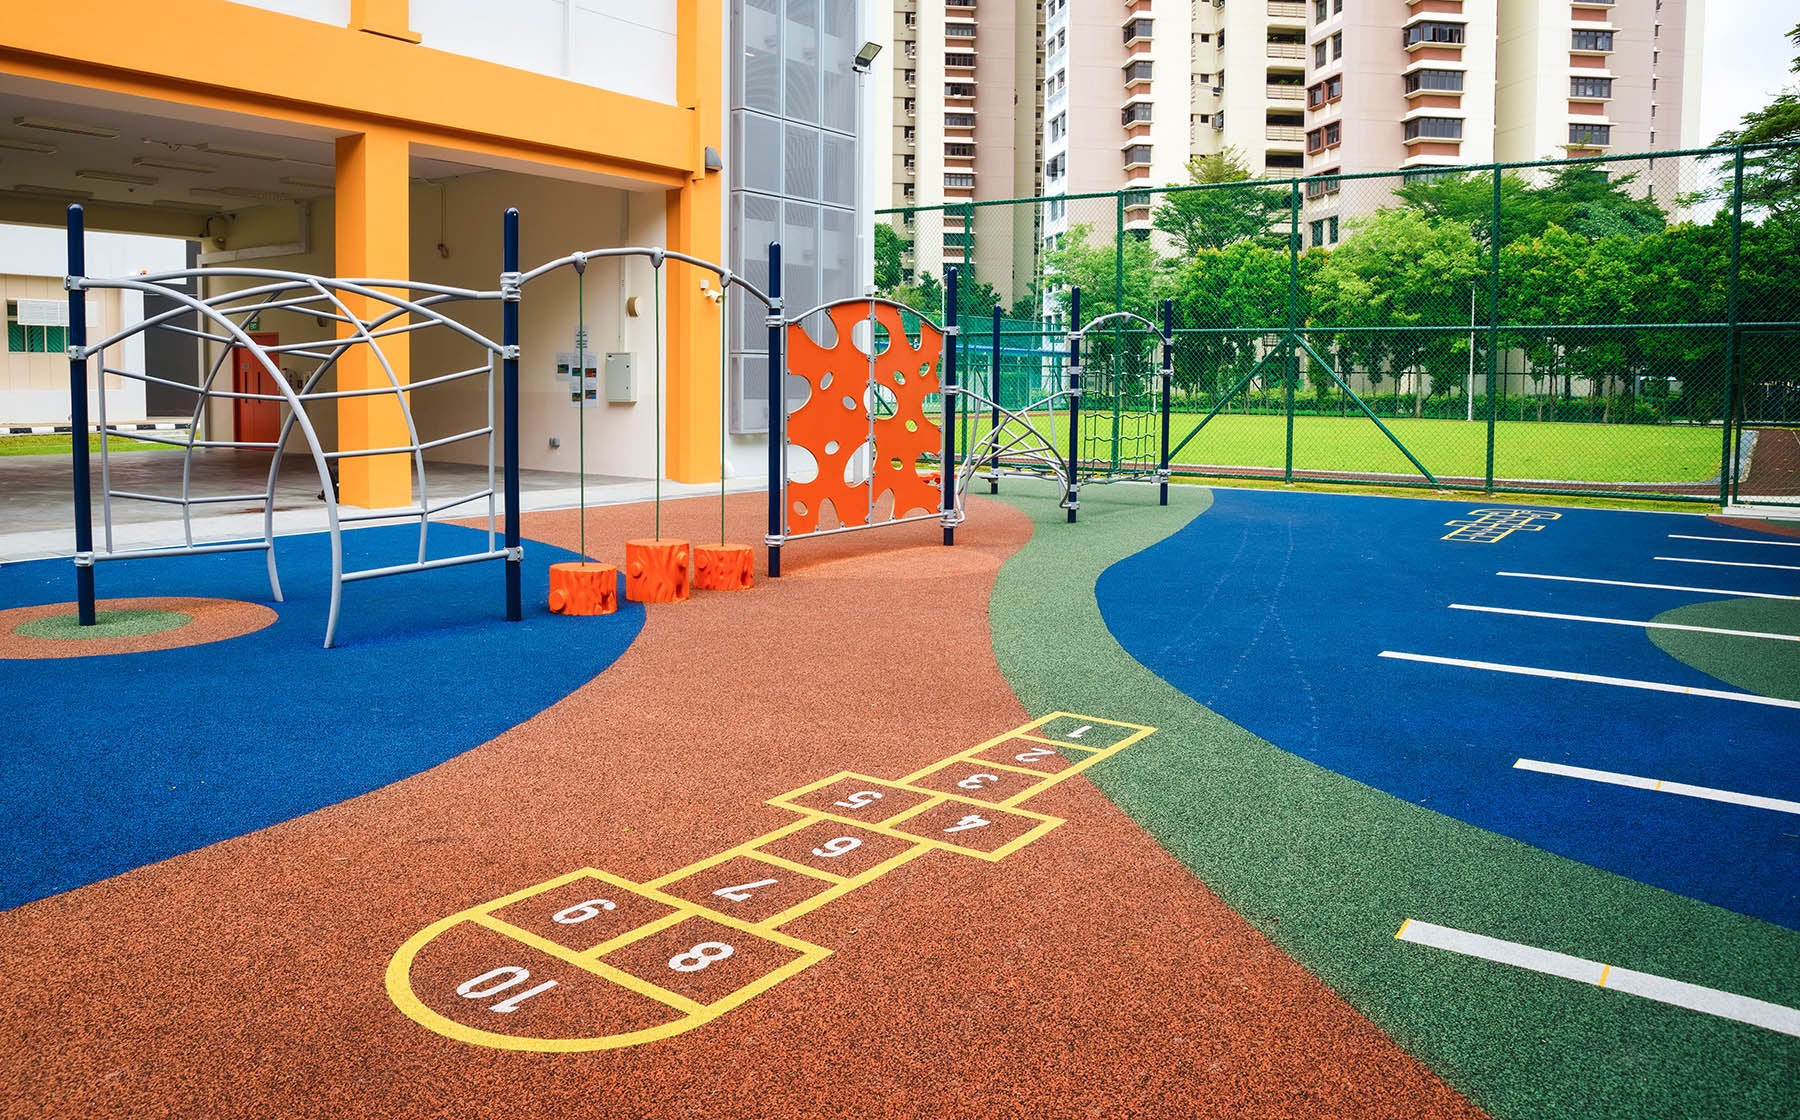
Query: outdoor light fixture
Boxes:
[
  {"xmin": 76, "ymin": 169, "xmax": 158, "ymax": 186},
  {"xmin": 14, "ymin": 116, "xmax": 119, "ymax": 139},
  {"xmin": 9, "ymin": 184, "xmax": 94, "ymax": 199},
  {"xmin": 279, "ymin": 176, "xmax": 334, "ymax": 191},
  {"xmin": 0, "ymin": 138, "xmax": 57, "ymax": 154},
  {"xmin": 703, "ymin": 146, "xmax": 723, "ymax": 173},
  {"xmin": 852, "ymin": 41, "xmax": 882, "ymax": 74},
  {"xmin": 197, "ymin": 142, "xmax": 285, "ymax": 162}
]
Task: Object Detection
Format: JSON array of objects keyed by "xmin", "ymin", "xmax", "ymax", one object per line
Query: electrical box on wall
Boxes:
[{"xmin": 605, "ymin": 353, "xmax": 636, "ymax": 403}]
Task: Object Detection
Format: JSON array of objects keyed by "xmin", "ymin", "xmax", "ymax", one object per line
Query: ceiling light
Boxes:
[
  {"xmin": 76, "ymin": 169, "xmax": 159, "ymax": 186},
  {"xmin": 278, "ymin": 175, "xmax": 333, "ymax": 191},
  {"xmin": 150, "ymin": 199, "xmax": 225, "ymax": 214},
  {"xmin": 190, "ymin": 185, "xmax": 294, "ymax": 201},
  {"xmin": 0, "ymin": 138, "xmax": 57, "ymax": 154},
  {"xmin": 134, "ymin": 156, "xmax": 216, "ymax": 174},
  {"xmin": 14, "ymin": 116, "xmax": 119, "ymax": 139},
  {"xmin": 8, "ymin": 184, "xmax": 95, "ymax": 199},
  {"xmin": 197, "ymin": 142, "xmax": 285, "ymax": 162}
]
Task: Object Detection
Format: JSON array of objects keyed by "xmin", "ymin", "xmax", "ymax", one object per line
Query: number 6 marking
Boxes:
[
  {"xmin": 957, "ymin": 773, "xmax": 999, "ymax": 790},
  {"xmin": 944, "ymin": 814, "xmax": 990, "ymax": 833}
]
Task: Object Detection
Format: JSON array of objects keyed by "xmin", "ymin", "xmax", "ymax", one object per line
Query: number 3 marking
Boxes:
[
  {"xmin": 713, "ymin": 878, "xmax": 778, "ymax": 903},
  {"xmin": 812, "ymin": 836, "xmax": 863, "ymax": 858},
  {"xmin": 669, "ymin": 942, "xmax": 735, "ymax": 973},
  {"xmin": 944, "ymin": 814, "xmax": 990, "ymax": 833},
  {"xmin": 1015, "ymin": 746, "xmax": 1055, "ymax": 762},
  {"xmin": 957, "ymin": 773, "xmax": 999, "ymax": 790},
  {"xmin": 834, "ymin": 790, "xmax": 883, "ymax": 809}
]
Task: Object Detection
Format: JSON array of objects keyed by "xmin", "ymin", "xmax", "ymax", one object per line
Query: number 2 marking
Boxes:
[
  {"xmin": 1015, "ymin": 746, "xmax": 1055, "ymax": 762},
  {"xmin": 957, "ymin": 773, "xmax": 999, "ymax": 790},
  {"xmin": 457, "ymin": 966, "xmax": 559, "ymax": 1014},
  {"xmin": 944, "ymin": 814, "xmax": 990, "ymax": 833},
  {"xmin": 713, "ymin": 878, "xmax": 778, "ymax": 903},
  {"xmin": 834, "ymin": 790, "xmax": 883, "ymax": 810}
]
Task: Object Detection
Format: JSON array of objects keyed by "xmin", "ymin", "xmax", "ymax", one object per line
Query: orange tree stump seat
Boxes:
[
  {"xmin": 694, "ymin": 543, "xmax": 754, "ymax": 592},
  {"xmin": 624, "ymin": 538, "xmax": 691, "ymax": 603},
  {"xmin": 547, "ymin": 562, "xmax": 619, "ymax": 615}
]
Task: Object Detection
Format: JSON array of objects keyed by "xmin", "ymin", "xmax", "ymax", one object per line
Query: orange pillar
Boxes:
[
  {"xmin": 664, "ymin": 0, "xmax": 725, "ymax": 484},
  {"xmin": 334, "ymin": 127, "xmax": 413, "ymax": 509}
]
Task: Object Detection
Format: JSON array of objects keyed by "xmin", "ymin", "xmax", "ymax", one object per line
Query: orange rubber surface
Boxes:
[{"xmin": 0, "ymin": 494, "xmax": 1485, "ymax": 1119}]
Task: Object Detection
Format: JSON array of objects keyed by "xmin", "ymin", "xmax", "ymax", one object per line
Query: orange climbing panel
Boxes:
[
  {"xmin": 547, "ymin": 562, "xmax": 620, "ymax": 615},
  {"xmin": 784, "ymin": 301, "xmax": 944, "ymax": 536},
  {"xmin": 624, "ymin": 538, "xmax": 691, "ymax": 603},
  {"xmin": 694, "ymin": 544, "xmax": 754, "ymax": 592}
]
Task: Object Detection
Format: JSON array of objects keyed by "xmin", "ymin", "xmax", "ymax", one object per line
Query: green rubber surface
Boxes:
[
  {"xmin": 14, "ymin": 609, "xmax": 191, "ymax": 640},
  {"xmin": 1649, "ymin": 599, "xmax": 1800, "ymax": 703},
  {"xmin": 985, "ymin": 480, "xmax": 1800, "ymax": 1120}
]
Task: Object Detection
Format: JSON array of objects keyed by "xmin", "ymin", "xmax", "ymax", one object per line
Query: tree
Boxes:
[
  {"xmin": 1168, "ymin": 241, "xmax": 1291, "ymax": 400},
  {"xmin": 1151, "ymin": 148, "xmax": 1290, "ymax": 260},
  {"xmin": 873, "ymin": 222, "xmax": 906, "ymax": 292},
  {"xmin": 1712, "ymin": 24, "xmax": 1800, "ymax": 222},
  {"xmin": 1041, "ymin": 224, "xmax": 1164, "ymax": 395},
  {"xmin": 1395, "ymin": 165, "xmax": 1664, "ymax": 249}
]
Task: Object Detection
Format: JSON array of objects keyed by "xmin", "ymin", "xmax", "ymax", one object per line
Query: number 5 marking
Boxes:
[
  {"xmin": 944, "ymin": 814, "xmax": 990, "ymax": 833},
  {"xmin": 834, "ymin": 790, "xmax": 883, "ymax": 810},
  {"xmin": 713, "ymin": 878, "xmax": 778, "ymax": 903},
  {"xmin": 1015, "ymin": 746, "xmax": 1055, "ymax": 762}
]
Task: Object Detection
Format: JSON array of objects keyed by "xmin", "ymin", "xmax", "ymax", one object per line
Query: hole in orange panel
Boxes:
[
  {"xmin": 889, "ymin": 457, "xmax": 903, "ymax": 469},
  {"xmin": 824, "ymin": 440, "xmax": 839, "ymax": 455},
  {"xmin": 842, "ymin": 395, "xmax": 857, "ymax": 410},
  {"xmin": 870, "ymin": 384, "xmax": 898, "ymax": 418},
  {"xmin": 905, "ymin": 420, "xmax": 918, "ymax": 432},
  {"xmin": 820, "ymin": 370, "xmax": 834, "ymax": 390},
  {"xmin": 788, "ymin": 445, "xmax": 819, "ymax": 484},
  {"xmin": 793, "ymin": 500, "xmax": 809, "ymax": 516},
  {"xmin": 870, "ymin": 322, "xmax": 892, "ymax": 356},
  {"xmin": 894, "ymin": 369, "xmax": 907, "ymax": 385}
]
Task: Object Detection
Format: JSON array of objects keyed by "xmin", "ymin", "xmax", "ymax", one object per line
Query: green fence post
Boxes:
[
  {"xmin": 1486, "ymin": 166, "xmax": 1500, "ymax": 492},
  {"xmin": 1285, "ymin": 178, "xmax": 1300, "ymax": 484},
  {"xmin": 1720, "ymin": 146, "xmax": 1745, "ymax": 508}
]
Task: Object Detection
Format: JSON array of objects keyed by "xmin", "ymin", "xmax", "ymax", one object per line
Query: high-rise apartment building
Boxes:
[{"xmin": 879, "ymin": 0, "xmax": 1042, "ymax": 298}]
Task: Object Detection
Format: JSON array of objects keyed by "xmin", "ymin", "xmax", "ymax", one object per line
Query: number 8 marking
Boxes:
[{"xmin": 669, "ymin": 941, "xmax": 735, "ymax": 973}]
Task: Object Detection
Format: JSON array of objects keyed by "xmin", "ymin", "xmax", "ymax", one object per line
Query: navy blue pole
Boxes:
[
  {"xmin": 941, "ymin": 267, "xmax": 958, "ymax": 547},
  {"xmin": 1159, "ymin": 298, "xmax": 1173, "ymax": 507},
  {"xmin": 989, "ymin": 305, "xmax": 1001, "ymax": 494},
  {"xmin": 67, "ymin": 205, "xmax": 95, "ymax": 626},
  {"xmin": 502, "ymin": 208, "xmax": 522, "ymax": 622},
  {"xmin": 766, "ymin": 241, "xmax": 784, "ymax": 577},
  {"xmin": 1066, "ymin": 286, "xmax": 1081, "ymax": 524}
]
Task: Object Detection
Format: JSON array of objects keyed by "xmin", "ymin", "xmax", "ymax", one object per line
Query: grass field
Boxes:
[
  {"xmin": 0, "ymin": 434, "xmax": 178, "ymax": 457},
  {"xmin": 965, "ymin": 412, "xmax": 1723, "ymax": 484}
]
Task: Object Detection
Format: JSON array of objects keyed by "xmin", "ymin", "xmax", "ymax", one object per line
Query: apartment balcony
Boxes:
[
  {"xmin": 1266, "ymin": 124, "xmax": 1306, "ymax": 143},
  {"xmin": 1266, "ymin": 42, "xmax": 1306, "ymax": 60},
  {"xmin": 945, "ymin": 0, "xmax": 975, "ymax": 11},
  {"xmin": 1267, "ymin": 1, "xmax": 1307, "ymax": 28},
  {"xmin": 1266, "ymin": 83, "xmax": 1304, "ymax": 102}
]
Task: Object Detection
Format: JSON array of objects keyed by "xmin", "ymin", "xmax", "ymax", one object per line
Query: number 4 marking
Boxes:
[
  {"xmin": 944, "ymin": 814, "xmax": 990, "ymax": 833},
  {"xmin": 713, "ymin": 878, "xmax": 778, "ymax": 903}
]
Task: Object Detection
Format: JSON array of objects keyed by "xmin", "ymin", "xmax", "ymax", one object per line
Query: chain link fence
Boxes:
[{"xmin": 880, "ymin": 144, "xmax": 1800, "ymax": 508}]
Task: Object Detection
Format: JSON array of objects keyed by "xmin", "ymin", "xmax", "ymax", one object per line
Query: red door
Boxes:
[{"xmin": 231, "ymin": 331, "xmax": 282, "ymax": 446}]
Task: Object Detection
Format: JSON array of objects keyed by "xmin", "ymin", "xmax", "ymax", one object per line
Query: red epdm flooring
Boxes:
[{"xmin": 0, "ymin": 494, "xmax": 1486, "ymax": 1119}]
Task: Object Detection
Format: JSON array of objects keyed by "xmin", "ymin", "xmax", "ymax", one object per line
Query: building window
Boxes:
[
  {"xmin": 1314, "ymin": 0, "xmax": 1327, "ymax": 21},
  {"xmin": 946, "ymin": 83, "xmax": 975, "ymax": 97},
  {"xmin": 1405, "ymin": 69, "xmax": 1463, "ymax": 93},
  {"xmin": 945, "ymin": 173, "xmax": 975, "ymax": 188},
  {"xmin": 945, "ymin": 113, "xmax": 975, "ymax": 128},
  {"xmin": 1331, "ymin": 32, "xmax": 1342, "ymax": 59},
  {"xmin": 1403, "ymin": 116, "xmax": 1464, "ymax": 140},
  {"xmin": 5, "ymin": 302, "xmax": 66, "ymax": 354},
  {"xmin": 1310, "ymin": 219, "xmax": 1325, "ymax": 246},
  {"xmin": 1569, "ymin": 123, "xmax": 1613, "ymax": 146},
  {"xmin": 1124, "ymin": 19, "xmax": 1154, "ymax": 43},
  {"xmin": 1326, "ymin": 74, "xmax": 1342, "ymax": 99},
  {"xmin": 1124, "ymin": 145, "xmax": 1153, "ymax": 167},
  {"xmin": 1123, "ymin": 103, "xmax": 1154, "ymax": 125},
  {"xmin": 1126, "ymin": 60, "xmax": 1153, "ymax": 82},
  {"xmin": 946, "ymin": 23, "xmax": 976, "ymax": 38},
  {"xmin": 1403, "ymin": 22, "xmax": 1465, "ymax": 47},
  {"xmin": 1334, "ymin": 0, "xmax": 1343, "ymax": 12},
  {"xmin": 945, "ymin": 53, "xmax": 975, "ymax": 68},
  {"xmin": 1308, "ymin": 83, "xmax": 1326, "ymax": 108},
  {"xmin": 1324, "ymin": 121, "xmax": 1340, "ymax": 147},
  {"xmin": 945, "ymin": 143, "xmax": 975, "ymax": 158},
  {"xmin": 1570, "ymin": 76, "xmax": 1614, "ymax": 98},
  {"xmin": 1304, "ymin": 170, "xmax": 1341, "ymax": 199},
  {"xmin": 1571, "ymin": 30, "xmax": 1615, "ymax": 51},
  {"xmin": 1314, "ymin": 41, "xmax": 1327, "ymax": 66},
  {"xmin": 1306, "ymin": 128, "xmax": 1324, "ymax": 153}
]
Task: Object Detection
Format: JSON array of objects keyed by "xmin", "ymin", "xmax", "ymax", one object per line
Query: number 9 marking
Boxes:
[
  {"xmin": 956, "ymin": 773, "xmax": 999, "ymax": 790},
  {"xmin": 551, "ymin": 898, "xmax": 617, "ymax": 924},
  {"xmin": 812, "ymin": 836, "xmax": 863, "ymax": 858}
]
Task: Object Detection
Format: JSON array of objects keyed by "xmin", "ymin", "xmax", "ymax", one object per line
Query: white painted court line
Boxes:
[
  {"xmin": 1655, "ymin": 555, "xmax": 1800, "ymax": 573},
  {"xmin": 1670, "ymin": 534, "xmax": 1800, "ymax": 549},
  {"xmin": 1448, "ymin": 604, "xmax": 1800, "ymax": 643},
  {"xmin": 1378, "ymin": 651, "xmax": 1800, "ymax": 711},
  {"xmin": 1513, "ymin": 758, "xmax": 1800, "ymax": 815},
  {"xmin": 1394, "ymin": 919, "xmax": 1800, "ymax": 1037},
  {"xmin": 1498, "ymin": 571, "xmax": 1800, "ymax": 602}
]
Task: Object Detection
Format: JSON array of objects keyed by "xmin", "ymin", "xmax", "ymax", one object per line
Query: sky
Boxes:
[{"xmin": 1699, "ymin": 0, "xmax": 1796, "ymax": 143}]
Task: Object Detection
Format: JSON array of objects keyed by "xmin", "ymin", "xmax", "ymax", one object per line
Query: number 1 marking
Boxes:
[
  {"xmin": 713, "ymin": 878, "xmax": 779, "ymax": 903},
  {"xmin": 1068, "ymin": 724, "xmax": 1092, "ymax": 738}
]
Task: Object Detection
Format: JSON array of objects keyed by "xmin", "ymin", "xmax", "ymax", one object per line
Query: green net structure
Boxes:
[{"xmin": 881, "ymin": 143, "xmax": 1800, "ymax": 509}]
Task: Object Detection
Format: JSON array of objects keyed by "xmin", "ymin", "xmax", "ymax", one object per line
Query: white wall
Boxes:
[
  {"xmin": 223, "ymin": 0, "xmax": 351, "ymax": 25},
  {"xmin": 410, "ymin": 0, "xmax": 678, "ymax": 104}
]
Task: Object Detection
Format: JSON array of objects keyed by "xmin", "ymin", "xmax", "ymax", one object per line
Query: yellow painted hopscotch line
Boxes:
[{"xmin": 386, "ymin": 711, "xmax": 1155, "ymax": 1052}]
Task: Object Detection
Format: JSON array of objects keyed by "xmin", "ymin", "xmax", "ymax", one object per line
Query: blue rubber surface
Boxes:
[
  {"xmin": 0, "ymin": 524, "xmax": 643, "ymax": 912},
  {"xmin": 1096, "ymin": 490, "xmax": 1800, "ymax": 929}
]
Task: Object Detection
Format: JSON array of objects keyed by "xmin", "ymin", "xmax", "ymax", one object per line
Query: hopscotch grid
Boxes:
[
  {"xmin": 391, "ymin": 712, "xmax": 1155, "ymax": 1052},
  {"xmin": 902, "ymin": 756, "xmax": 1063, "ymax": 792}
]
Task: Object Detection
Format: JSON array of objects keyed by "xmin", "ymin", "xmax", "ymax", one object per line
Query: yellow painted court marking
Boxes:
[
  {"xmin": 388, "ymin": 711, "xmax": 1155, "ymax": 1052},
  {"xmin": 1442, "ymin": 508, "xmax": 1562, "ymax": 543},
  {"xmin": 1598, "ymin": 965, "xmax": 1612, "ymax": 988}
]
